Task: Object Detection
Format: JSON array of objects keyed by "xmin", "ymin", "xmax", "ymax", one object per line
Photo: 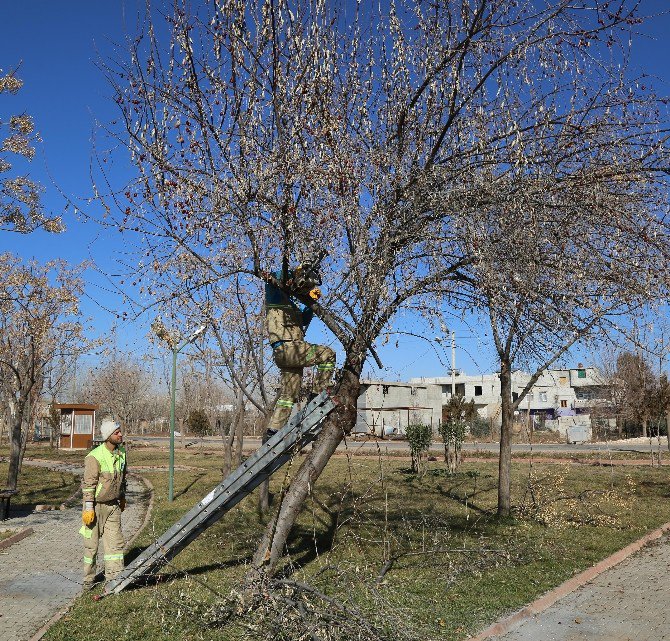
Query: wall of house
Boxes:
[
  {"xmin": 411, "ymin": 366, "xmax": 614, "ymax": 432},
  {"xmin": 354, "ymin": 381, "xmax": 443, "ymax": 436}
]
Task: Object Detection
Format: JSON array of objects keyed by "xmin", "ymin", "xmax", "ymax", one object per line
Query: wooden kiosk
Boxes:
[{"xmin": 55, "ymin": 403, "xmax": 98, "ymax": 449}]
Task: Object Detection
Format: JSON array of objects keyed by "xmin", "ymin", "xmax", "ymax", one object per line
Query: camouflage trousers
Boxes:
[
  {"xmin": 80, "ymin": 500, "xmax": 124, "ymax": 585},
  {"xmin": 268, "ymin": 340, "xmax": 336, "ymax": 431}
]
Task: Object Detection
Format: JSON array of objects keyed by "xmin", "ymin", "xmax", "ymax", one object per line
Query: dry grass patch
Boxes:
[
  {"xmin": 0, "ymin": 463, "xmax": 79, "ymax": 510},
  {"xmin": 39, "ymin": 447, "xmax": 670, "ymax": 641}
]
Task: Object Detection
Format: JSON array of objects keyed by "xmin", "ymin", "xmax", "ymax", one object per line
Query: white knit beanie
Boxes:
[{"xmin": 100, "ymin": 418, "xmax": 120, "ymax": 441}]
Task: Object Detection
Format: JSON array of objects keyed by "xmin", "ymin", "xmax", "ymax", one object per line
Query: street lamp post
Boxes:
[{"xmin": 165, "ymin": 325, "xmax": 206, "ymax": 502}]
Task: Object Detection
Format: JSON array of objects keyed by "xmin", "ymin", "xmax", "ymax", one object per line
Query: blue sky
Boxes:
[{"xmin": 1, "ymin": 1, "xmax": 669, "ymax": 383}]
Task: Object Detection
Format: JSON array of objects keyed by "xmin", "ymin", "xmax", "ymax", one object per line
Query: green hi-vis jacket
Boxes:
[
  {"xmin": 82, "ymin": 443, "xmax": 127, "ymax": 505},
  {"xmin": 265, "ymin": 270, "xmax": 314, "ymax": 345}
]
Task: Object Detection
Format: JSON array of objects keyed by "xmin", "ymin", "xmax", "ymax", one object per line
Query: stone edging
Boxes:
[
  {"xmin": 0, "ymin": 527, "xmax": 34, "ymax": 550},
  {"xmin": 28, "ymin": 473, "xmax": 154, "ymax": 641},
  {"xmin": 469, "ymin": 520, "xmax": 670, "ymax": 640}
]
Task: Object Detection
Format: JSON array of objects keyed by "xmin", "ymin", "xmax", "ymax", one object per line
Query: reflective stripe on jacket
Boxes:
[{"xmin": 82, "ymin": 444, "xmax": 126, "ymax": 504}]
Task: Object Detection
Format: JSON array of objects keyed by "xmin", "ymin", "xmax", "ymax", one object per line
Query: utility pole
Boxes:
[
  {"xmin": 451, "ymin": 331, "xmax": 456, "ymax": 397},
  {"xmin": 156, "ymin": 325, "xmax": 206, "ymax": 502}
]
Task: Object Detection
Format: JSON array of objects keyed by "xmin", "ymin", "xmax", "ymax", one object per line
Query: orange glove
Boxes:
[
  {"xmin": 82, "ymin": 509, "xmax": 95, "ymax": 526},
  {"xmin": 308, "ymin": 287, "xmax": 321, "ymax": 300},
  {"xmin": 82, "ymin": 500, "xmax": 95, "ymax": 525},
  {"xmin": 119, "ymin": 498, "xmax": 126, "ymax": 512}
]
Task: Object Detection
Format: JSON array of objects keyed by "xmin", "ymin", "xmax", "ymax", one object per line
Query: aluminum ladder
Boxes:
[{"xmin": 105, "ymin": 391, "xmax": 337, "ymax": 595}]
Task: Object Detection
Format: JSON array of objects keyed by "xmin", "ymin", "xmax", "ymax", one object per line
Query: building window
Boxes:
[
  {"xmin": 382, "ymin": 385, "xmax": 389, "ymax": 396},
  {"xmin": 512, "ymin": 392, "xmax": 519, "ymax": 402},
  {"xmin": 527, "ymin": 393, "xmax": 533, "ymax": 402},
  {"xmin": 75, "ymin": 414, "xmax": 93, "ymax": 434},
  {"xmin": 539, "ymin": 392, "xmax": 547, "ymax": 402},
  {"xmin": 559, "ymin": 376, "xmax": 567, "ymax": 386},
  {"xmin": 410, "ymin": 387, "xmax": 417, "ymax": 396},
  {"xmin": 474, "ymin": 385, "xmax": 482, "ymax": 396},
  {"xmin": 560, "ymin": 400, "xmax": 568, "ymax": 408},
  {"xmin": 578, "ymin": 369, "xmax": 587, "ymax": 378},
  {"xmin": 60, "ymin": 412, "xmax": 72, "ymax": 435}
]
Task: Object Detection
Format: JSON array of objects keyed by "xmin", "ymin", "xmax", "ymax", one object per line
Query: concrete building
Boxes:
[
  {"xmin": 354, "ymin": 380, "xmax": 443, "ymax": 436},
  {"xmin": 409, "ymin": 365, "xmax": 613, "ymax": 439}
]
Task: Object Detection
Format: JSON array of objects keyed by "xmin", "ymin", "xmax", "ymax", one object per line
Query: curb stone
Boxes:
[
  {"xmin": 468, "ymin": 520, "xmax": 670, "ymax": 640},
  {"xmin": 0, "ymin": 527, "xmax": 33, "ymax": 551}
]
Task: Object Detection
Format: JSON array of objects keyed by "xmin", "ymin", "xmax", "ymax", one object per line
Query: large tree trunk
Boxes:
[
  {"xmin": 497, "ymin": 359, "xmax": 514, "ymax": 517},
  {"xmin": 642, "ymin": 416, "xmax": 648, "ymax": 438},
  {"xmin": 18, "ymin": 408, "xmax": 32, "ymax": 474},
  {"xmin": 251, "ymin": 362, "xmax": 361, "ymax": 574},
  {"xmin": 6, "ymin": 400, "xmax": 26, "ymax": 491}
]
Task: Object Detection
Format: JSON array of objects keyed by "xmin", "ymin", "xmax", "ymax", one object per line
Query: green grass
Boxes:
[
  {"xmin": 0, "ymin": 463, "xmax": 79, "ymax": 508},
  {"xmin": 35, "ymin": 443, "xmax": 670, "ymax": 641}
]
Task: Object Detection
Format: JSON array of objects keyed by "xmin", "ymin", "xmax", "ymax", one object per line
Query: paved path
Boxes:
[
  {"xmin": 488, "ymin": 533, "xmax": 670, "ymax": 640},
  {"xmin": 0, "ymin": 463, "xmax": 148, "ymax": 641}
]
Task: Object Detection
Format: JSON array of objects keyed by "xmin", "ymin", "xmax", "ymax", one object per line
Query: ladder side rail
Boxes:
[
  {"xmin": 107, "ymin": 395, "xmax": 335, "ymax": 593},
  {"xmin": 108, "ymin": 428, "xmax": 321, "ymax": 594},
  {"xmin": 130, "ymin": 397, "xmax": 333, "ymax": 557},
  {"xmin": 109, "ymin": 432, "xmax": 322, "ymax": 593},
  {"xmin": 129, "ymin": 396, "xmax": 332, "ymax": 556}
]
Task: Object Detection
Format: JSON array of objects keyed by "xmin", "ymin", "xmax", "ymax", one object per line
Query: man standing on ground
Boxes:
[
  {"xmin": 265, "ymin": 263, "xmax": 336, "ymax": 435},
  {"xmin": 80, "ymin": 418, "xmax": 127, "ymax": 589}
]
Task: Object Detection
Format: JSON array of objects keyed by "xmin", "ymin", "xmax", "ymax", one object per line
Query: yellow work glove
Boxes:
[
  {"xmin": 82, "ymin": 501, "xmax": 95, "ymax": 526},
  {"xmin": 308, "ymin": 287, "xmax": 321, "ymax": 301},
  {"xmin": 119, "ymin": 498, "xmax": 126, "ymax": 512}
]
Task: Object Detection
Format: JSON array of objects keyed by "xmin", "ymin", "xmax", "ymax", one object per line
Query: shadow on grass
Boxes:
[
  {"xmin": 119, "ymin": 544, "xmax": 253, "ymax": 592},
  {"xmin": 278, "ymin": 517, "xmax": 339, "ymax": 579},
  {"xmin": 396, "ymin": 466, "xmax": 497, "ymax": 516},
  {"xmin": 173, "ymin": 473, "xmax": 208, "ymax": 500},
  {"xmin": 4, "ymin": 503, "xmax": 39, "ymax": 518}
]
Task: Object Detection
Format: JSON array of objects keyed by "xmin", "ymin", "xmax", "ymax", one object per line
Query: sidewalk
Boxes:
[
  {"xmin": 479, "ymin": 532, "xmax": 670, "ymax": 640},
  {"xmin": 0, "ymin": 463, "xmax": 149, "ymax": 641}
]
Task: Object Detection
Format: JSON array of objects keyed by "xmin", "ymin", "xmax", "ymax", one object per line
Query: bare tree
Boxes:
[
  {"xmin": 0, "ymin": 253, "xmax": 92, "ymax": 490},
  {"xmin": 98, "ymin": 0, "xmax": 670, "ymax": 570},
  {"xmin": 81, "ymin": 354, "xmax": 152, "ymax": 434},
  {"xmin": 0, "ymin": 68, "xmax": 64, "ymax": 233},
  {"xmin": 148, "ymin": 274, "xmax": 275, "ymax": 489},
  {"xmin": 613, "ymin": 351, "xmax": 657, "ymax": 437}
]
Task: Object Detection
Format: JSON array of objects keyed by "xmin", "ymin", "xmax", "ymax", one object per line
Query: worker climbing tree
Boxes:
[{"xmin": 265, "ymin": 259, "xmax": 336, "ymax": 435}]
